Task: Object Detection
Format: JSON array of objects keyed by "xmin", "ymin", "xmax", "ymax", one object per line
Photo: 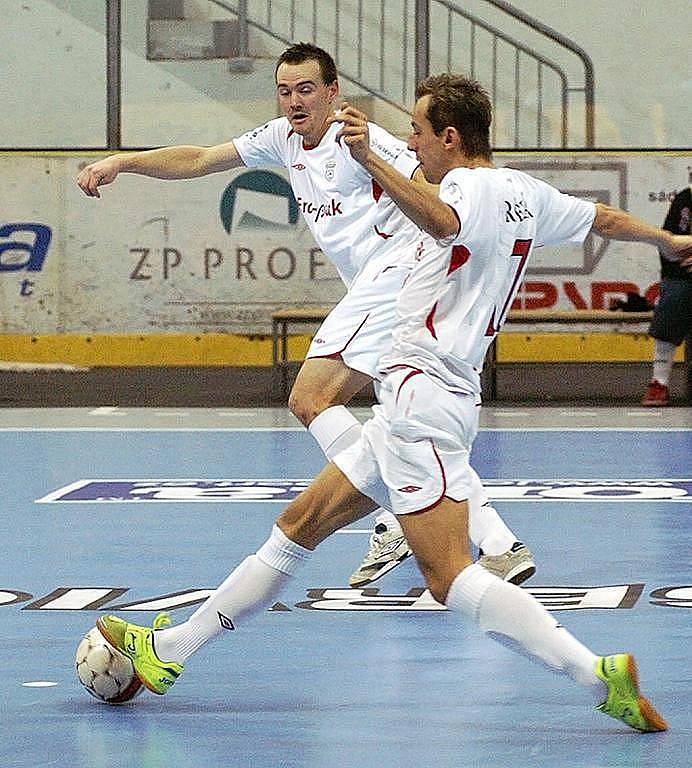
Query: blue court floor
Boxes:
[{"xmin": 1, "ymin": 406, "xmax": 690, "ymax": 768}]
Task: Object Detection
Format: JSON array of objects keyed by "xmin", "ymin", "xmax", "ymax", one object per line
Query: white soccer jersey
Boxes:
[
  {"xmin": 379, "ymin": 166, "xmax": 596, "ymax": 394},
  {"xmin": 233, "ymin": 117, "xmax": 421, "ymax": 286}
]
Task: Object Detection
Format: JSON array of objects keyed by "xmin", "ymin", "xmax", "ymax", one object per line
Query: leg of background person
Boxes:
[
  {"xmin": 155, "ymin": 463, "xmax": 378, "ymax": 664},
  {"xmin": 642, "ymin": 278, "xmax": 692, "ymax": 406},
  {"xmin": 397, "ymin": 497, "xmax": 606, "ymax": 701},
  {"xmin": 642, "ymin": 338, "xmax": 676, "ymax": 406},
  {"xmin": 652, "ymin": 338, "xmax": 676, "ymax": 386}
]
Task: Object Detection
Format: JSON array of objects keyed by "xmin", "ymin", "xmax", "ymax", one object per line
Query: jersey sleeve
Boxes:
[
  {"xmin": 232, "ymin": 118, "xmax": 289, "ymax": 168},
  {"xmin": 368, "ymin": 123, "xmax": 419, "ymax": 177},
  {"xmin": 437, "ymin": 174, "xmax": 468, "ymax": 245},
  {"xmin": 532, "ymin": 177, "xmax": 596, "ymax": 246}
]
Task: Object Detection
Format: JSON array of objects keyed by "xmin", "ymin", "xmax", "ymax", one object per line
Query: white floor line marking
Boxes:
[
  {"xmin": 89, "ymin": 406, "xmax": 123, "ymax": 416},
  {"xmin": 335, "ymin": 529, "xmax": 372, "ymax": 534},
  {"xmin": 22, "ymin": 681, "xmax": 58, "ymax": 688}
]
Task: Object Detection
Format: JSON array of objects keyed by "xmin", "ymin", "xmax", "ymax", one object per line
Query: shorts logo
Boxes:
[{"xmin": 398, "ymin": 485, "xmax": 422, "ymax": 493}]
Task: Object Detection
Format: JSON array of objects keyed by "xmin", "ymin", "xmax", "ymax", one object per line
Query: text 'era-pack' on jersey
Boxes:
[
  {"xmin": 232, "ymin": 117, "xmax": 422, "ymax": 287},
  {"xmin": 380, "ymin": 166, "xmax": 597, "ymax": 395}
]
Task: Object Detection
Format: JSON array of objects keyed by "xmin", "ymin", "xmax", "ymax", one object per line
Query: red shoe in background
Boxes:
[{"xmin": 641, "ymin": 380, "xmax": 669, "ymax": 406}]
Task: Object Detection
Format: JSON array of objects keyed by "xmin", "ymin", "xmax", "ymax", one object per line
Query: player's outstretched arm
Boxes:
[
  {"xmin": 331, "ymin": 103, "xmax": 458, "ymax": 240},
  {"xmin": 76, "ymin": 140, "xmax": 244, "ymax": 198},
  {"xmin": 592, "ymin": 203, "xmax": 692, "ymax": 269}
]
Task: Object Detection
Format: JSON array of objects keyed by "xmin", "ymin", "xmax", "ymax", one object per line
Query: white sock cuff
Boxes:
[
  {"xmin": 375, "ymin": 510, "xmax": 400, "ymax": 530},
  {"xmin": 653, "ymin": 339, "xmax": 677, "ymax": 386},
  {"xmin": 446, "ymin": 562, "xmax": 499, "ymax": 621},
  {"xmin": 308, "ymin": 406, "xmax": 362, "ymax": 460},
  {"xmin": 256, "ymin": 525, "xmax": 312, "ymax": 575}
]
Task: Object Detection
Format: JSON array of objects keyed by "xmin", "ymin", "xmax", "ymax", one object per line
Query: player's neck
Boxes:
[
  {"xmin": 302, "ymin": 119, "xmax": 332, "ymax": 150},
  {"xmin": 461, "ymin": 153, "xmax": 494, "ymax": 169}
]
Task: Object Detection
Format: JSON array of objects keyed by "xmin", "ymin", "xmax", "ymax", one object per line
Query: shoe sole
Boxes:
[
  {"xmin": 96, "ymin": 617, "xmax": 163, "ymax": 695},
  {"xmin": 349, "ymin": 550, "xmax": 413, "ymax": 588},
  {"xmin": 506, "ymin": 562, "xmax": 536, "ymax": 586},
  {"xmin": 625, "ymin": 655, "xmax": 668, "ymax": 732}
]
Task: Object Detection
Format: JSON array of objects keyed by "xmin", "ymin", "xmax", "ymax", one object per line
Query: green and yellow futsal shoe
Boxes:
[
  {"xmin": 595, "ymin": 654, "xmax": 668, "ymax": 732},
  {"xmin": 97, "ymin": 612, "xmax": 183, "ymax": 695}
]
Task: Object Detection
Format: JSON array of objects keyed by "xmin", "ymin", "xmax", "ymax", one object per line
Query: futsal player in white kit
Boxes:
[
  {"xmin": 77, "ymin": 42, "xmax": 535, "ymax": 588},
  {"xmin": 96, "ymin": 72, "xmax": 692, "ymax": 731}
]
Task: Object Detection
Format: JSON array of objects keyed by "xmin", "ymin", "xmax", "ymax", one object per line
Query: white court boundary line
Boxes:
[{"xmin": 1, "ymin": 426, "xmax": 691, "ymax": 433}]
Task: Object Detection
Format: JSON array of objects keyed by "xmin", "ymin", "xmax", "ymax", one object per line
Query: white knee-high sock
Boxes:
[
  {"xmin": 652, "ymin": 339, "xmax": 676, "ymax": 386},
  {"xmin": 154, "ymin": 525, "xmax": 311, "ymax": 664},
  {"xmin": 446, "ymin": 563, "xmax": 606, "ymax": 702},
  {"xmin": 308, "ymin": 405, "xmax": 363, "ymax": 461},
  {"xmin": 467, "ymin": 468, "xmax": 516, "ymax": 555}
]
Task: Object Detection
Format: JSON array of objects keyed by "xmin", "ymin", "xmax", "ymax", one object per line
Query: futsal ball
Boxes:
[{"xmin": 75, "ymin": 626, "xmax": 143, "ymax": 704}]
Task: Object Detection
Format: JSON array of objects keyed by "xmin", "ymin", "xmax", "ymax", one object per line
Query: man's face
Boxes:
[
  {"xmin": 407, "ymin": 95, "xmax": 447, "ymax": 184},
  {"xmin": 276, "ymin": 59, "xmax": 338, "ymax": 146}
]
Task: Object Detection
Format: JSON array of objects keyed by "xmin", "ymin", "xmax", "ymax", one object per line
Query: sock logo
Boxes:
[{"xmin": 218, "ymin": 612, "xmax": 235, "ymax": 631}]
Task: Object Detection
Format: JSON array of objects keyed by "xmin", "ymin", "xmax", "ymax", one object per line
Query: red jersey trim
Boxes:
[
  {"xmin": 425, "ymin": 302, "xmax": 438, "ymax": 339},
  {"xmin": 395, "ymin": 368, "xmax": 424, "ymax": 404},
  {"xmin": 448, "ymin": 244, "xmax": 471, "ymax": 274}
]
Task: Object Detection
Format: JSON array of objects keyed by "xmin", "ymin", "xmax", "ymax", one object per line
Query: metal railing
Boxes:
[
  {"xmin": 210, "ymin": 0, "xmax": 423, "ymax": 118},
  {"xmin": 107, "ymin": 0, "xmax": 595, "ymax": 149},
  {"xmin": 208, "ymin": 0, "xmax": 594, "ymax": 148},
  {"xmin": 481, "ymin": 0, "xmax": 594, "ymax": 146}
]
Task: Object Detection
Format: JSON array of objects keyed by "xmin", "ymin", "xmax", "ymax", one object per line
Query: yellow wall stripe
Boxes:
[
  {"xmin": 0, "ymin": 334, "xmax": 313, "ymax": 367},
  {"xmin": 497, "ymin": 332, "xmax": 685, "ymax": 363},
  {"xmin": 0, "ymin": 332, "xmax": 683, "ymax": 367}
]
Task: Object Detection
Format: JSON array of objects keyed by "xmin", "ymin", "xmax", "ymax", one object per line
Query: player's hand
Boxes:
[
  {"xmin": 330, "ymin": 102, "xmax": 372, "ymax": 164},
  {"xmin": 660, "ymin": 233, "xmax": 692, "ymax": 270},
  {"xmin": 77, "ymin": 156, "xmax": 121, "ymax": 198}
]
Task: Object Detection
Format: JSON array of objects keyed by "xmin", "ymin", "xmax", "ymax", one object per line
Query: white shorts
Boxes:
[
  {"xmin": 306, "ymin": 262, "xmax": 411, "ymax": 379},
  {"xmin": 334, "ymin": 367, "xmax": 481, "ymax": 515}
]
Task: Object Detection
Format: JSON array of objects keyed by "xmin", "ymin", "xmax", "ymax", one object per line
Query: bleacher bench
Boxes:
[{"xmin": 271, "ymin": 307, "xmax": 681, "ymax": 400}]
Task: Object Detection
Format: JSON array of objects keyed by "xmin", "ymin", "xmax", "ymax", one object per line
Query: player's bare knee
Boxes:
[
  {"xmin": 287, "ymin": 388, "xmax": 314, "ymax": 426},
  {"xmin": 288, "ymin": 384, "xmax": 333, "ymax": 426}
]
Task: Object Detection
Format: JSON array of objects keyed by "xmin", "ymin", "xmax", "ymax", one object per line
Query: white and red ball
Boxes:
[{"xmin": 75, "ymin": 626, "xmax": 143, "ymax": 704}]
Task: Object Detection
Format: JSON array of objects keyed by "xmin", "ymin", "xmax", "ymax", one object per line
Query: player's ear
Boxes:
[
  {"xmin": 327, "ymin": 79, "xmax": 339, "ymax": 102},
  {"xmin": 442, "ymin": 126, "xmax": 459, "ymax": 149}
]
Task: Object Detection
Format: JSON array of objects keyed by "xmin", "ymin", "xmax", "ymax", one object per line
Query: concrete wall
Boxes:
[{"xmin": 1, "ymin": 0, "xmax": 689, "ymax": 148}]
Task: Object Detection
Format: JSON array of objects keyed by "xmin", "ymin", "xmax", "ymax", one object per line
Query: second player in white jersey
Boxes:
[
  {"xmin": 381, "ymin": 167, "xmax": 596, "ymax": 395},
  {"xmin": 234, "ymin": 117, "xmax": 422, "ymax": 287}
]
